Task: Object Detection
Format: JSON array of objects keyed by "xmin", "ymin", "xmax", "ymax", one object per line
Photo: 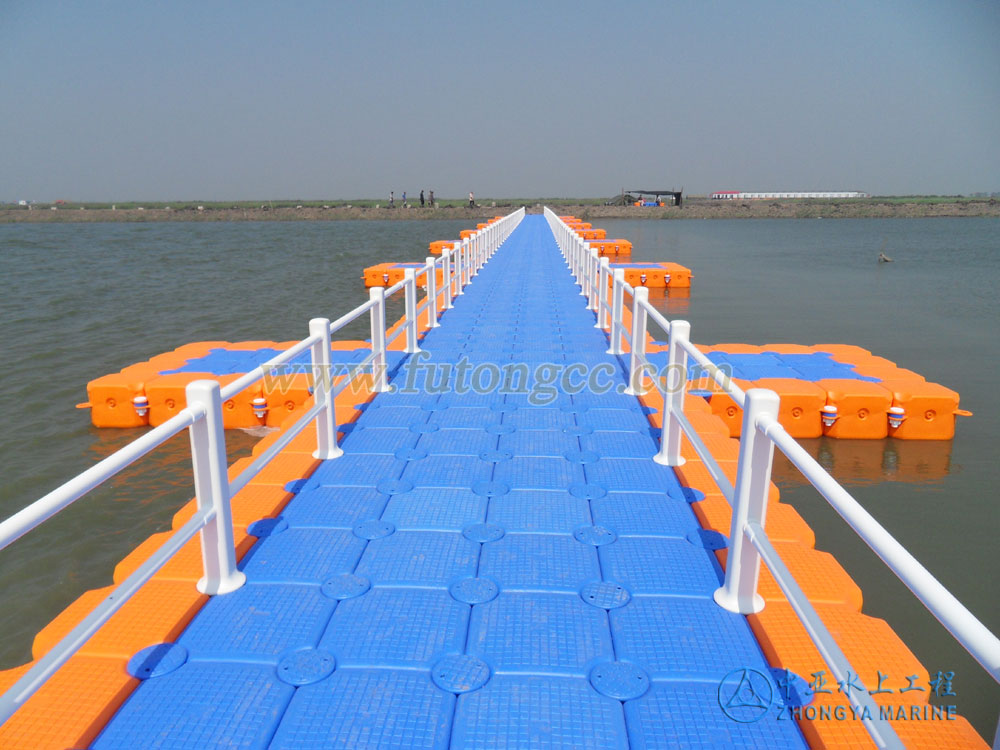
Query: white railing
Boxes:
[
  {"xmin": 0, "ymin": 207, "xmax": 525, "ymax": 724},
  {"xmin": 544, "ymin": 207, "xmax": 1000, "ymax": 750}
]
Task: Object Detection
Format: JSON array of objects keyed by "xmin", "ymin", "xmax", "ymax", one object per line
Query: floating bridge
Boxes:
[{"xmin": 0, "ymin": 211, "xmax": 995, "ymax": 748}]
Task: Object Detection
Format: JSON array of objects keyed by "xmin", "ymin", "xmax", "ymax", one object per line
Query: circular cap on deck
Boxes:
[
  {"xmin": 562, "ymin": 424, "xmax": 593, "ymax": 436},
  {"xmin": 579, "ymin": 581, "xmax": 631, "ymax": 610},
  {"xmin": 472, "ymin": 480, "xmax": 510, "ymax": 497},
  {"xmin": 127, "ymin": 643, "xmax": 188, "ymax": 680},
  {"xmin": 569, "ymin": 483, "xmax": 607, "ymax": 500},
  {"xmin": 589, "ymin": 662, "xmax": 650, "ymax": 701},
  {"xmin": 431, "ymin": 655, "xmax": 492, "ymax": 694},
  {"xmin": 247, "ymin": 517, "xmax": 288, "ymax": 538},
  {"xmin": 685, "ymin": 528, "xmax": 728, "ymax": 550},
  {"xmin": 276, "ymin": 648, "xmax": 337, "ymax": 686},
  {"xmin": 449, "ymin": 577, "xmax": 500, "ymax": 604},
  {"xmin": 376, "ymin": 478, "xmax": 414, "ymax": 495},
  {"xmin": 573, "ymin": 525, "xmax": 617, "ymax": 546},
  {"xmin": 669, "ymin": 486, "xmax": 705, "ymax": 503},
  {"xmin": 394, "ymin": 447, "xmax": 428, "ymax": 461},
  {"xmin": 485, "ymin": 423, "xmax": 516, "ymax": 435},
  {"xmin": 462, "ymin": 523, "xmax": 505, "ymax": 543},
  {"xmin": 409, "ymin": 423, "xmax": 440, "ymax": 434},
  {"xmin": 321, "ymin": 573, "xmax": 371, "ymax": 601},
  {"xmin": 479, "ymin": 450, "xmax": 513, "ymax": 463},
  {"xmin": 353, "ymin": 519, "xmax": 396, "ymax": 540},
  {"xmin": 563, "ymin": 450, "xmax": 600, "ymax": 465}
]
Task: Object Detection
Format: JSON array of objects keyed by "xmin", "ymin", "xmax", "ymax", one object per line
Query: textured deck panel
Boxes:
[{"xmin": 91, "ymin": 216, "xmax": 808, "ymax": 748}]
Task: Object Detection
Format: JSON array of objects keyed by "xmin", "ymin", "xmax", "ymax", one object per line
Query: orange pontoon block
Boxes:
[
  {"xmin": 589, "ymin": 239, "xmax": 633, "ymax": 257},
  {"xmin": 86, "ymin": 373, "xmax": 150, "ymax": 428},
  {"xmin": 612, "ymin": 262, "xmax": 693, "ymax": 289},
  {"xmin": 818, "ymin": 379, "xmax": 893, "ymax": 439},
  {"xmin": 692, "ymin": 496, "xmax": 816, "ymax": 546},
  {"xmin": 880, "ymin": 379, "xmax": 967, "ymax": 440},
  {"xmin": 753, "ymin": 378, "xmax": 828, "ymax": 438},
  {"xmin": 716, "ymin": 542, "xmax": 864, "ymax": 610},
  {"xmin": 362, "ymin": 262, "xmax": 445, "ymax": 289},
  {"xmin": 428, "ymin": 240, "xmax": 456, "ymax": 255},
  {"xmin": 577, "ymin": 228, "xmax": 607, "ymax": 240},
  {"xmin": 0, "ymin": 655, "xmax": 138, "ymax": 749}
]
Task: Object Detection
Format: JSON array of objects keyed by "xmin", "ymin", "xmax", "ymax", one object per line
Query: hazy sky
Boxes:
[{"xmin": 2, "ymin": 1, "xmax": 998, "ymax": 201}]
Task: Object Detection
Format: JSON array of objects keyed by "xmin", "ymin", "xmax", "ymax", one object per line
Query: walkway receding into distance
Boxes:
[{"xmin": 91, "ymin": 215, "xmax": 808, "ymax": 748}]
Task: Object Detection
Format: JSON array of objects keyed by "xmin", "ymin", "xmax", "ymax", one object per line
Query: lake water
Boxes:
[{"xmin": 1, "ymin": 216, "xmax": 997, "ymax": 739}]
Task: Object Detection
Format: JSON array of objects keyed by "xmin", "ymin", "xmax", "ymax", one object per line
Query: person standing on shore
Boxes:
[
  {"xmin": 429, "ymin": 190, "xmax": 435, "ymax": 207},
  {"xmin": 389, "ymin": 191, "xmax": 394, "ymax": 208},
  {"xmin": 420, "ymin": 190, "xmax": 425, "ymax": 207},
  {"xmin": 469, "ymin": 191, "xmax": 474, "ymax": 208},
  {"xmin": 402, "ymin": 191, "xmax": 407, "ymax": 207}
]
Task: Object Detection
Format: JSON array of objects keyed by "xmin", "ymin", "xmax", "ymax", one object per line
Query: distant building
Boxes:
[{"xmin": 710, "ymin": 191, "xmax": 870, "ymax": 200}]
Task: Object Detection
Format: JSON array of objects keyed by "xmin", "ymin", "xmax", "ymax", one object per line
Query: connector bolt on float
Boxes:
[
  {"xmin": 252, "ymin": 397, "xmax": 268, "ymax": 420},
  {"xmin": 820, "ymin": 404, "xmax": 839, "ymax": 428},
  {"xmin": 887, "ymin": 406, "xmax": 906, "ymax": 429},
  {"xmin": 132, "ymin": 395, "xmax": 149, "ymax": 417}
]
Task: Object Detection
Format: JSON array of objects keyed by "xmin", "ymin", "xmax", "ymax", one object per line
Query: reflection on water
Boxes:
[{"xmin": 772, "ymin": 438, "xmax": 953, "ymax": 487}]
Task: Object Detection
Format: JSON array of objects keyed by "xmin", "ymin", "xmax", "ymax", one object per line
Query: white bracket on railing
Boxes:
[
  {"xmin": 369, "ymin": 286, "xmax": 390, "ymax": 392},
  {"xmin": 715, "ymin": 388, "xmax": 781, "ymax": 614},
  {"xmin": 185, "ymin": 380, "xmax": 247, "ymax": 595},
  {"xmin": 309, "ymin": 318, "xmax": 343, "ymax": 460},
  {"xmin": 655, "ymin": 319, "xmax": 690, "ymax": 467}
]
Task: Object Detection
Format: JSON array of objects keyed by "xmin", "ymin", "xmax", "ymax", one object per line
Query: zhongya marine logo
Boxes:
[{"xmin": 718, "ymin": 667, "xmax": 774, "ymax": 723}]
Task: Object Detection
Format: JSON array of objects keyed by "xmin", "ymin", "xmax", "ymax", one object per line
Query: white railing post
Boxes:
[
  {"xmin": 596, "ymin": 257, "xmax": 610, "ymax": 329},
  {"xmin": 455, "ymin": 240, "xmax": 465, "ymax": 294},
  {"xmin": 471, "ymin": 232, "xmax": 480, "ymax": 277},
  {"xmin": 309, "ymin": 318, "xmax": 343, "ymax": 460},
  {"xmin": 185, "ymin": 380, "xmax": 246, "ymax": 595},
  {"xmin": 715, "ymin": 388, "xmax": 781, "ymax": 614},
  {"xmin": 587, "ymin": 247, "xmax": 599, "ymax": 311},
  {"xmin": 425, "ymin": 257, "xmax": 439, "ymax": 328},
  {"xmin": 607, "ymin": 269, "xmax": 625, "ymax": 355},
  {"xmin": 369, "ymin": 285, "xmax": 390, "ymax": 392},
  {"xmin": 578, "ymin": 239, "xmax": 588, "ymax": 296},
  {"xmin": 403, "ymin": 268, "xmax": 421, "ymax": 354},
  {"xmin": 625, "ymin": 286, "xmax": 650, "ymax": 395},
  {"xmin": 654, "ymin": 319, "xmax": 689, "ymax": 466},
  {"xmin": 442, "ymin": 249, "xmax": 453, "ymax": 309}
]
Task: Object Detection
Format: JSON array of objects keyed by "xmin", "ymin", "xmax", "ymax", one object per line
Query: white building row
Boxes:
[{"xmin": 710, "ymin": 191, "xmax": 870, "ymax": 200}]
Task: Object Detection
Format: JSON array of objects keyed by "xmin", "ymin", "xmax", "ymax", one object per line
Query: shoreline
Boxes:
[{"xmin": 2, "ymin": 198, "xmax": 998, "ymax": 223}]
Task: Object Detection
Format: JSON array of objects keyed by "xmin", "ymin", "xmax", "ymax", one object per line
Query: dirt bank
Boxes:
[{"xmin": 3, "ymin": 198, "xmax": 998, "ymax": 223}]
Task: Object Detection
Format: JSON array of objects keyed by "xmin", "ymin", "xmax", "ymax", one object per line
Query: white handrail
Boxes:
[
  {"xmin": 759, "ymin": 413, "xmax": 1000, "ymax": 683},
  {"xmin": 0, "ymin": 408, "xmax": 199, "ymax": 552},
  {"xmin": 0, "ymin": 205, "xmax": 527, "ymax": 720},
  {"xmin": 542, "ymin": 205, "xmax": 1000, "ymax": 747}
]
